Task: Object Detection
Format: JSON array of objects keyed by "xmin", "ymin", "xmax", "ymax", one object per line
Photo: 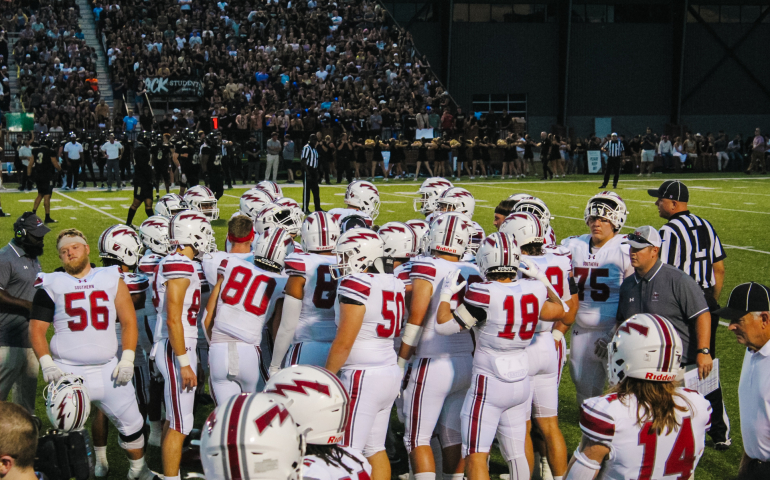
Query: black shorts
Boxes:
[
  {"xmin": 133, "ymin": 182, "xmax": 154, "ymax": 201},
  {"xmin": 155, "ymin": 165, "xmax": 170, "ymax": 184},
  {"xmin": 36, "ymin": 177, "xmax": 53, "ymax": 196}
]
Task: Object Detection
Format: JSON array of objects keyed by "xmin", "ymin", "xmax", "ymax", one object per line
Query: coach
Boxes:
[
  {"xmin": 720, "ymin": 283, "xmax": 770, "ymax": 479},
  {"xmin": 302, "ymin": 136, "xmax": 322, "ymax": 214},
  {"xmin": 648, "ymin": 179, "xmax": 731, "ymax": 449},
  {"xmin": 0, "ymin": 213, "xmax": 49, "ymax": 413},
  {"xmin": 616, "ymin": 226, "xmax": 713, "ymax": 374}
]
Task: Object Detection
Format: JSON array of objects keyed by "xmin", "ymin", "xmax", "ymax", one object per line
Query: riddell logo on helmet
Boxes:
[
  {"xmin": 434, "ymin": 245, "xmax": 457, "ymax": 254},
  {"xmin": 645, "ymin": 372, "xmax": 676, "ymax": 381},
  {"xmin": 327, "ymin": 435, "xmax": 343, "ymax": 444}
]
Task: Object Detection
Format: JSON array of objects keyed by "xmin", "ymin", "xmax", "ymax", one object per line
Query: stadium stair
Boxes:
[
  {"xmin": 7, "ymin": 34, "xmax": 20, "ymax": 112},
  {"xmin": 76, "ymin": 0, "xmax": 114, "ymax": 116}
]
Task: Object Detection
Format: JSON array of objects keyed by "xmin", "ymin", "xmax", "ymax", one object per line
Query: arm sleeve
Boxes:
[{"xmin": 30, "ymin": 288, "xmax": 55, "ymax": 323}]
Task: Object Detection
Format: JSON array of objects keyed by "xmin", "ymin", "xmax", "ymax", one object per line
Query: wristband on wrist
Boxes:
[
  {"xmin": 551, "ymin": 330, "xmax": 564, "ymax": 343},
  {"xmin": 121, "ymin": 349, "xmax": 135, "ymax": 364},
  {"xmin": 440, "ymin": 292, "xmax": 452, "ymax": 304},
  {"xmin": 401, "ymin": 323, "xmax": 423, "ymax": 348},
  {"xmin": 176, "ymin": 353, "xmax": 190, "ymax": 367},
  {"xmin": 39, "ymin": 354, "xmax": 55, "ymax": 369},
  {"xmin": 397, "ymin": 356, "xmax": 407, "ymax": 369}
]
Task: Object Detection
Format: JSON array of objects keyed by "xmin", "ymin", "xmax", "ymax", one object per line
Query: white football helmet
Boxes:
[
  {"xmin": 609, "ymin": 314, "xmax": 683, "ymax": 386},
  {"xmin": 139, "ymin": 216, "xmax": 171, "ymax": 255},
  {"xmin": 254, "ymin": 204, "xmax": 303, "ymax": 236},
  {"xmin": 414, "ymin": 177, "xmax": 453, "ymax": 215},
  {"xmin": 300, "ymin": 212, "xmax": 340, "ymax": 253},
  {"xmin": 468, "ymin": 221, "xmax": 486, "ymax": 256},
  {"xmin": 240, "ymin": 188, "xmax": 276, "ymax": 219},
  {"xmin": 263, "ymin": 365, "xmax": 350, "ymax": 445},
  {"xmin": 507, "ymin": 193, "xmax": 531, "ymax": 203},
  {"xmin": 98, "ymin": 225, "xmax": 143, "ymax": 267},
  {"xmin": 253, "ymin": 227, "xmax": 294, "ymax": 271},
  {"xmin": 45, "ymin": 374, "xmax": 91, "ymax": 432},
  {"xmin": 184, "ymin": 185, "xmax": 220, "ymax": 220},
  {"xmin": 476, "ymin": 232, "xmax": 521, "ymax": 277},
  {"xmin": 405, "ymin": 219, "xmax": 429, "ymax": 240},
  {"xmin": 344, "ymin": 180, "xmax": 380, "ymax": 220},
  {"xmin": 154, "ymin": 193, "xmax": 190, "ymax": 218},
  {"xmin": 500, "ymin": 211, "xmax": 545, "ymax": 248},
  {"xmin": 427, "ymin": 212, "xmax": 474, "ymax": 256},
  {"xmin": 256, "ymin": 180, "xmax": 282, "ymax": 199},
  {"xmin": 436, "ymin": 187, "xmax": 476, "ymax": 219},
  {"xmin": 200, "ymin": 393, "xmax": 304, "ymax": 480},
  {"xmin": 379, "ymin": 222, "xmax": 419, "ymax": 260},
  {"xmin": 585, "ymin": 191, "xmax": 629, "ymax": 231},
  {"xmin": 169, "ymin": 210, "xmax": 213, "ymax": 259},
  {"xmin": 331, "ymin": 229, "xmax": 384, "ymax": 280},
  {"xmin": 512, "ymin": 196, "xmax": 551, "ymax": 230}
]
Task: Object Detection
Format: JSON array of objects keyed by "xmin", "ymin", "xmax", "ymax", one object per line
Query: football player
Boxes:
[
  {"xmin": 30, "ymin": 136, "xmax": 61, "ymax": 224},
  {"xmin": 151, "ymin": 133, "xmax": 175, "ymax": 198},
  {"xmin": 256, "ymin": 180, "xmax": 283, "ymax": 199},
  {"xmin": 127, "ymin": 132, "xmax": 155, "ymax": 227},
  {"xmin": 561, "ymin": 192, "xmax": 633, "ymax": 409},
  {"xmin": 28, "ymin": 229, "xmax": 155, "ymax": 480},
  {"xmin": 397, "ymin": 212, "xmax": 477, "ymax": 480},
  {"xmin": 493, "ymin": 198, "xmax": 519, "ymax": 230},
  {"xmin": 205, "ymin": 227, "xmax": 292, "ymax": 403},
  {"xmin": 565, "ymin": 314, "xmax": 711, "ymax": 480},
  {"xmin": 153, "ymin": 211, "xmax": 212, "ymax": 480},
  {"xmin": 434, "ymin": 232, "xmax": 565, "ymax": 480},
  {"xmin": 184, "ymin": 185, "xmax": 220, "ymax": 221},
  {"xmin": 434, "ymin": 187, "xmax": 484, "ymax": 263},
  {"xmin": 512, "ymin": 196, "xmax": 556, "ymax": 247},
  {"xmin": 325, "ymin": 230, "xmax": 403, "ymax": 480},
  {"xmin": 414, "ymin": 177, "xmax": 453, "ymax": 217},
  {"xmin": 328, "ymin": 180, "xmax": 380, "ymax": 226},
  {"xmin": 154, "ymin": 193, "xmax": 190, "ymax": 219},
  {"xmin": 239, "ymin": 188, "xmax": 276, "ymax": 219},
  {"xmin": 270, "ymin": 212, "xmax": 341, "ymax": 370}
]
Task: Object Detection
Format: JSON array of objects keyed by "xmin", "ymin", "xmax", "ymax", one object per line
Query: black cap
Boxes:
[
  {"xmin": 14, "ymin": 212, "xmax": 51, "ymax": 237},
  {"xmin": 648, "ymin": 180, "xmax": 689, "ymax": 202},
  {"xmin": 714, "ymin": 282, "xmax": 770, "ymax": 321}
]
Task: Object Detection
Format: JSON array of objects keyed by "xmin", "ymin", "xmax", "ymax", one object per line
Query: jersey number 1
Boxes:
[
  {"xmin": 637, "ymin": 417, "xmax": 696, "ymax": 480},
  {"xmin": 498, "ymin": 293, "xmax": 538, "ymax": 340}
]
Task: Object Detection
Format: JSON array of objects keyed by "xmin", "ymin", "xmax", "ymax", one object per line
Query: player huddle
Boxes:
[{"xmin": 30, "ymin": 177, "xmax": 713, "ymax": 480}]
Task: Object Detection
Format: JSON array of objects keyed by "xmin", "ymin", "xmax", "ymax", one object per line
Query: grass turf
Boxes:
[{"xmin": 1, "ymin": 172, "xmax": 767, "ymax": 479}]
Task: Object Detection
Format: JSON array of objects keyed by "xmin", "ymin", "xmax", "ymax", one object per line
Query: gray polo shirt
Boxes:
[
  {"xmin": 617, "ymin": 259, "xmax": 709, "ymax": 364},
  {"xmin": 0, "ymin": 241, "xmax": 42, "ymax": 348}
]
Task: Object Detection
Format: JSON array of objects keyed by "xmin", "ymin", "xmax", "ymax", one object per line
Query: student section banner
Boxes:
[
  {"xmin": 587, "ymin": 150, "xmax": 602, "ymax": 173},
  {"xmin": 144, "ymin": 77, "xmax": 204, "ymax": 97}
]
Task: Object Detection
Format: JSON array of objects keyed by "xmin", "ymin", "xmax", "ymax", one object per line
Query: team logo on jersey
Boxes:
[
  {"xmin": 254, "ymin": 404, "xmax": 291, "ymax": 433},
  {"xmin": 264, "ymin": 380, "xmax": 331, "ymax": 398}
]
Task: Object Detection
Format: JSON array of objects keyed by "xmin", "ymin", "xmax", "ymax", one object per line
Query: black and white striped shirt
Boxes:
[
  {"xmin": 659, "ymin": 211, "xmax": 726, "ymax": 289},
  {"xmin": 605, "ymin": 140, "xmax": 624, "ymax": 157},
  {"xmin": 302, "ymin": 144, "xmax": 318, "ymax": 168}
]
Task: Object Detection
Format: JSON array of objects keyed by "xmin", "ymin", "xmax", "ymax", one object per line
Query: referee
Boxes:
[
  {"xmin": 302, "ymin": 137, "xmax": 322, "ymax": 213},
  {"xmin": 648, "ymin": 179, "xmax": 731, "ymax": 450},
  {"xmin": 599, "ymin": 132, "xmax": 624, "ymax": 189}
]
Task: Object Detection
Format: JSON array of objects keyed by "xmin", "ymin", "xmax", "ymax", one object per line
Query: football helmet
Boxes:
[
  {"xmin": 379, "ymin": 222, "xmax": 419, "ymax": 260},
  {"xmin": 256, "ymin": 180, "xmax": 282, "ymax": 199},
  {"xmin": 468, "ymin": 221, "xmax": 486, "ymax": 256},
  {"xmin": 436, "ymin": 187, "xmax": 476, "ymax": 219},
  {"xmin": 98, "ymin": 225, "xmax": 143, "ymax": 267},
  {"xmin": 300, "ymin": 212, "xmax": 340, "ymax": 253},
  {"xmin": 254, "ymin": 204, "xmax": 303, "ymax": 236},
  {"xmin": 154, "ymin": 193, "xmax": 190, "ymax": 218},
  {"xmin": 500, "ymin": 211, "xmax": 545, "ymax": 248},
  {"xmin": 45, "ymin": 374, "xmax": 91, "ymax": 432},
  {"xmin": 609, "ymin": 314, "xmax": 683, "ymax": 386},
  {"xmin": 253, "ymin": 227, "xmax": 294, "ymax": 272},
  {"xmin": 240, "ymin": 188, "xmax": 276, "ymax": 219},
  {"xmin": 405, "ymin": 219, "xmax": 429, "ymax": 240},
  {"xmin": 344, "ymin": 180, "xmax": 380, "ymax": 220},
  {"xmin": 512, "ymin": 196, "xmax": 551, "ymax": 230},
  {"xmin": 184, "ymin": 185, "xmax": 220, "ymax": 220},
  {"xmin": 200, "ymin": 393, "xmax": 304, "ymax": 480},
  {"xmin": 585, "ymin": 191, "xmax": 628, "ymax": 231},
  {"xmin": 414, "ymin": 177, "xmax": 453, "ymax": 215},
  {"xmin": 263, "ymin": 365, "xmax": 350, "ymax": 445},
  {"xmin": 427, "ymin": 212, "xmax": 474, "ymax": 257},
  {"xmin": 476, "ymin": 232, "xmax": 521, "ymax": 277},
  {"xmin": 330, "ymin": 228, "xmax": 384, "ymax": 280},
  {"xmin": 339, "ymin": 214, "xmax": 371, "ymax": 234},
  {"xmin": 139, "ymin": 216, "xmax": 171, "ymax": 255},
  {"xmin": 507, "ymin": 193, "xmax": 531, "ymax": 203},
  {"xmin": 169, "ymin": 210, "xmax": 213, "ymax": 259}
]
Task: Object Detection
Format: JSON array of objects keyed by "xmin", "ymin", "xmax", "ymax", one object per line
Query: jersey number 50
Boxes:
[{"xmin": 377, "ymin": 291, "xmax": 405, "ymax": 338}]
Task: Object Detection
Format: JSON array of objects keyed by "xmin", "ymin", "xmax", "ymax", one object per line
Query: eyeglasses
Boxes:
[{"xmin": 627, "ymin": 233, "xmax": 652, "ymax": 246}]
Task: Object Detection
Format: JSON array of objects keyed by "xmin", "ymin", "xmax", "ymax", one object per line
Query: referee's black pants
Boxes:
[
  {"xmin": 601, "ymin": 156, "xmax": 621, "ymax": 188},
  {"xmin": 303, "ymin": 166, "xmax": 322, "ymax": 213},
  {"xmin": 703, "ymin": 288, "xmax": 731, "ymax": 444}
]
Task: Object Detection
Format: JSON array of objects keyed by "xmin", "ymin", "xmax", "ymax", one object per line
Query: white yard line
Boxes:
[{"xmin": 57, "ymin": 191, "xmax": 125, "ymax": 222}]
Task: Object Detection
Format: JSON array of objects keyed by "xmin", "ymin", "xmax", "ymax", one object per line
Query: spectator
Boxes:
[
  {"xmin": 747, "ymin": 127, "xmax": 766, "ymax": 175},
  {"xmin": 265, "ymin": 131, "xmax": 281, "ymax": 182},
  {"xmin": 728, "ymin": 134, "xmax": 744, "ymax": 169},
  {"xmin": 657, "ymin": 134, "xmax": 674, "ymax": 171},
  {"xmin": 639, "ymin": 126, "xmax": 657, "ymax": 176},
  {"xmin": 714, "ymin": 131, "xmax": 729, "ymax": 171},
  {"xmin": 282, "ymin": 135, "xmax": 296, "ymax": 184},
  {"xmin": 99, "ymin": 133, "xmax": 123, "ymax": 192}
]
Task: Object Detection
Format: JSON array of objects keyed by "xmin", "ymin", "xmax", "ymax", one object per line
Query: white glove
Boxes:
[
  {"xmin": 112, "ymin": 350, "xmax": 135, "ymax": 386},
  {"xmin": 268, "ymin": 365, "xmax": 280, "ymax": 377},
  {"xmin": 39, "ymin": 355, "xmax": 64, "ymax": 384},
  {"xmin": 520, "ymin": 259, "xmax": 570, "ymax": 313},
  {"xmin": 440, "ymin": 269, "xmax": 466, "ymax": 304}
]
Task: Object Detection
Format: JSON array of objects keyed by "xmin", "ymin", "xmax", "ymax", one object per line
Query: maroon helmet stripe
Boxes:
[
  {"xmin": 444, "ymin": 215, "xmax": 457, "ymax": 247},
  {"xmin": 265, "ymin": 230, "xmax": 282, "ymax": 260},
  {"xmin": 226, "ymin": 394, "xmax": 248, "ymax": 480},
  {"xmin": 652, "ymin": 314, "xmax": 674, "ymax": 372},
  {"xmin": 500, "ymin": 234, "xmax": 510, "ymax": 266},
  {"xmin": 318, "ymin": 214, "xmax": 328, "ymax": 248}
]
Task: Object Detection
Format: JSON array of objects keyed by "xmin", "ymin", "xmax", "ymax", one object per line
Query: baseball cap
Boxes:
[
  {"xmin": 648, "ymin": 180, "xmax": 689, "ymax": 202},
  {"xmin": 623, "ymin": 225, "xmax": 662, "ymax": 249},
  {"xmin": 714, "ymin": 282, "xmax": 770, "ymax": 321},
  {"xmin": 14, "ymin": 212, "xmax": 51, "ymax": 237},
  {"xmin": 611, "ymin": 132, "xmax": 618, "ymax": 136}
]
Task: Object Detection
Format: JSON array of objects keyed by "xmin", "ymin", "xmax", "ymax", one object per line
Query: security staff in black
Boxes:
[
  {"xmin": 151, "ymin": 134, "xmax": 174, "ymax": 198},
  {"xmin": 600, "ymin": 133, "xmax": 624, "ymax": 189},
  {"xmin": 81, "ymin": 133, "xmax": 98, "ymax": 187},
  {"xmin": 176, "ymin": 139, "xmax": 194, "ymax": 195},
  {"xmin": 29, "ymin": 138, "xmax": 60, "ymax": 224},
  {"xmin": 648, "ymin": 179, "xmax": 731, "ymax": 449},
  {"xmin": 126, "ymin": 133, "xmax": 155, "ymax": 226},
  {"xmin": 202, "ymin": 135, "xmax": 224, "ymax": 199},
  {"xmin": 302, "ymin": 136, "xmax": 322, "ymax": 213}
]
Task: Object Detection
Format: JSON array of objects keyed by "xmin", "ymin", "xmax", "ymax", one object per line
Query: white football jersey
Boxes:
[
  {"xmin": 334, "ymin": 272, "xmax": 405, "ymax": 369},
  {"xmin": 580, "ymin": 388, "xmax": 711, "ymax": 480},
  {"xmin": 138, "ymin": 252, "xmax": 164, "ymax": 314},
  {"xmin": 212, "ymin": 257, "xmax": 287, "ymax": 345},
  {"xmin": 328, "ymin": 208, "xmax": 373, "ymax": 227},
  {"xmin": 36, "ymin": 266, "xmax": 123, "ymax": 365},
  {"xmin": 201, "ymin": 251, "xmax": 254, "ymax": 286},
  {"xmin": 408, "ymin": 257, "xmax": 480, "ymax": 358},
  {"xmin": 544, "ymin": 225, "xmax": 556, "ymax": 247},
  {"xmin": 154, "ymin": 253, "xmax": 202, "ymax": 340},
  {"xmin": 302, "ymin": 447, "xmax": 372, "ymax": 480},
  {"xmin": 517, "ymin": 250, "xmax": 572, "ymax": 333},
  {"xmin": 561, "ymin": 234, "xmax": 633, "ymax": 329},
  {"xmin": 284, "ymin": 252, "xmax": 338, "ymax": 343},
  {"xmin": 464, "ymin": 279, "xmax": 548, "ymax": 382}
]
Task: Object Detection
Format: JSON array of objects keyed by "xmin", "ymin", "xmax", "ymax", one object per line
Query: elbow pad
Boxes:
[
  {"xmin": 452, "ymin": 304, "xmax": 479, "ymax": 330},
  {"xmin": 566, "ymin": 449, "xmax": 603, "ymax": 480},
  {"xmin": 401, "ymin": 323, "xmax": 423, "ymax": 348},
  {"xmin": 270, "ymin": 295, "xmax": 302, "ymax": 370}
]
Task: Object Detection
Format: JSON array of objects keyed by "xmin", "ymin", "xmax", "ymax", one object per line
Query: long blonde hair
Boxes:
[{"xmin": 610, "ymin": 378, "xmax": 693, "ymax": 435}]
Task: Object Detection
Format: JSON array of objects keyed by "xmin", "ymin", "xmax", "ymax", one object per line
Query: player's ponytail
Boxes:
[
  {"xmin": 611, "ymin": 377, "xmax": 693, "ymax": 435},
  {"xmin": 304, "ymin": 444, "xmax": 367, "ymax": 474}
]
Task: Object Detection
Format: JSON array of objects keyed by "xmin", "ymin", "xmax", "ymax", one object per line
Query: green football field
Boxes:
[{"xmin": 1, "ymin": 172, "xmax": 767, "ymax": 479}]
